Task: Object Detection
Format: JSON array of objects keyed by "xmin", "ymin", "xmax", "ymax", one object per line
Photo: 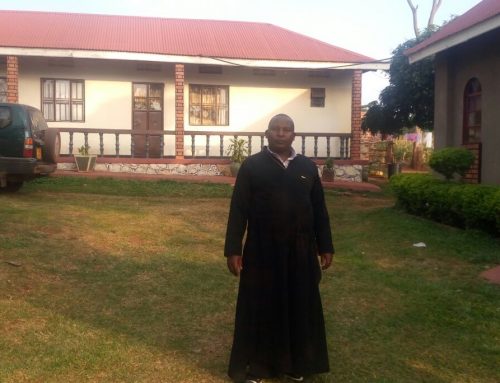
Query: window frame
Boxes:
[
  {"xmin": 41, "ymin": 78, "xmax": 85, "ymax": 122},
  {"xmin": 132, "ymin": 82, "xmax": 164, "ymax": 113},
  {"xmin": 310, "ymin": 87, "xmax": 326, "ymax": 108},
  {"xmin": 462, "ymin": 78, "xmax": 481, "ymax": 144},
  {"xmin": 189, "ymin": 84, "xmax": 229, "ymax": 126}
]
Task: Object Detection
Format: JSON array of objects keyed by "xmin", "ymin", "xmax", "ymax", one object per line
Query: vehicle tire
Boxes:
[
  {"xmin": 43, "ymin": 129, "xmax": 61, "ymax": 163},
  {"xmin": 0, "ymin": 181, "xmax": 23, "ymax": 193}
]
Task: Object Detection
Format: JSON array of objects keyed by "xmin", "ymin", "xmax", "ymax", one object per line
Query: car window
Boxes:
[
  {"xmin": 29, "ymin": 108, "xmax": 49, "ymax": 133},
  {"xmin": 0, "ymin": 106, "xmax": 12, "ymax": 129}
]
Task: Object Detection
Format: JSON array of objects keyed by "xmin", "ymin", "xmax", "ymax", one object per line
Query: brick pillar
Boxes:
[
  {"xmin": 350, "ymin": 70, "xmax": 362, "ymax": 160},
  {"xmin": 6, "ymin": 56, "xmax": 19, "ymax": 103},
  {"xmin": 175, "ymin": 64, "xmax": 185, "ymax": 159},
  {"xmin": 463, "ymin": 143, "xmax": 481, "ymax": 183}
]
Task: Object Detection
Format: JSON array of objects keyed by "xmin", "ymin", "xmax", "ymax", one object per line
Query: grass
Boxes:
[{"xmin": 0, "ymin": 176, "xmax": 499, "ymax": 383}]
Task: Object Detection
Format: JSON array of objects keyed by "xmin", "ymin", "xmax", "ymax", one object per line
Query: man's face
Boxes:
[{"xmin": 265, "ymin": 118, "xmax": 295, "ymax": 153}]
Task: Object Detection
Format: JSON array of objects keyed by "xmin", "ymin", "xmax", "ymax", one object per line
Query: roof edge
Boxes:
[
  {"xmin": 0, "ymin": 46, "xmax": 388, "ymax": 70},
  {"xmin": 407, "ymin": 13, "xmax": 500, "ymax": 63}
]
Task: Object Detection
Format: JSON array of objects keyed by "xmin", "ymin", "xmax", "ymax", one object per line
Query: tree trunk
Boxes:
[
  {"xmin": 428, "ymin": 0, "xmax": 443, "ymax": 27},
  {"xmin": 406, "ymin": 0, "xmax": 444, "ymax": 37},
  {"xmin": 406, "ymin": 0, "xmax": 420, "ymax": 38}
]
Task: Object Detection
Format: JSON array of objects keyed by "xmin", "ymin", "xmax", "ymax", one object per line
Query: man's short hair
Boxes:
[{"xmin": 268, "ymin": 114, "xmax": 295, "ymax": 131}]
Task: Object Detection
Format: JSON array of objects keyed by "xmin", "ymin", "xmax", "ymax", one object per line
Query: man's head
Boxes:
[{"xmin": 265, "ymin": 114, "xmax": 295, "ymax": 155}]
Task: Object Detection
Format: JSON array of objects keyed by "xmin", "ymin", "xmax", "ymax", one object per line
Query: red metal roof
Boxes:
[
  {"xmin": 0, "ymin": 10, "xmax": 373, "ymax": 63},
  {"xmin": 407, "ymin": 0, "xmax": 500, "ymax": 56}
]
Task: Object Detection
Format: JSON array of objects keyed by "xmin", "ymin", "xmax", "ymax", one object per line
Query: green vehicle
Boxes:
[{"xmin": 0, "ymin": 103, "xmax": 59, "ymax": 192}]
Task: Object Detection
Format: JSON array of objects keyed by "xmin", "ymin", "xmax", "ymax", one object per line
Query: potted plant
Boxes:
[
  {"xmin": 226, "ymin": 138, "xmax": 248, "ymax": 177},
  {"xmin": 74, "ymin": 144, "xmax": 97, "ymax": 172},
  {"xmin": 322, "ymin": 157, "xmax": 335, "ymax": 182},
  {"xmin": 388, "ymin": 138, "xmax": 412, "ymax": 177}
]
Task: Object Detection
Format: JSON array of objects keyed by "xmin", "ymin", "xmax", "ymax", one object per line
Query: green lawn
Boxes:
[{"xmin": 1, "ymin": 176, "xmax": 499, "ymax": 383}]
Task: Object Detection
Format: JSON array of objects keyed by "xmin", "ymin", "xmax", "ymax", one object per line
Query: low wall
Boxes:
[{"xmin": 57, "ymin": 162, "xmax": 366, "ymax": 182}]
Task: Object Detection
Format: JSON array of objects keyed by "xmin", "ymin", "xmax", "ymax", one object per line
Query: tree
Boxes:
[
  {"xmin": 362, "ymin": 1, "xmax": 444, "ymax": 135},
  {"xmin": 362, "ymin": 30, "xmax": 436, "ymax": 135},
  {"xmin": 406, "ymin": 0, "xmax": 443, "ymax": 38}
]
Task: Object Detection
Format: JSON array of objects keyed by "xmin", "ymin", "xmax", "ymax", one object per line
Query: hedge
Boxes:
[{"xmin": 390, "ymin": 173, "xmax": 500, "ymax": 236}]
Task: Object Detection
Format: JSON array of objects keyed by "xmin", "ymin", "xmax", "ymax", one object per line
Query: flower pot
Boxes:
[
  {"xmin": 322, "ymin": 168, "xmax": 335, "ymax": 182},
  {"xmin": 74, "ymin": 154, "xmax": 97, "ymax": 172},
  {"xmin": 387, "ymin": 163, "xmax": 402, "ymax": 178},
  {"xmin": 229, "ymin": 162, "xmax": 241, "ymax": 177}
]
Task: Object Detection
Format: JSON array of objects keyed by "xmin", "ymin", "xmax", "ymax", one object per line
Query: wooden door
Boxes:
[{"xmin": 132, "ymin": 83, "xmax": 163, "ymax": 157}]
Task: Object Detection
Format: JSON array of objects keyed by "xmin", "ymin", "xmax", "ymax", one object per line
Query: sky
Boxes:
[{"xmin": 0, "ymin": 0, "xmax": 483, "ymax": 104}]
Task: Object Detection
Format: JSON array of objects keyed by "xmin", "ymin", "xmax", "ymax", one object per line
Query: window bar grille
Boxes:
[
  {"xmin": 160, "ymin": 135, "xmax": 164, "ymax": 158},
  {"xmin": 145, "ymin": 134, "xmax": 150, "ymax": 158},
  {"xmin": 219, "ymin": 135, "xmax": 224, "ymax": 157},
  {"xmin": 248, "ymin": 136, "xmax": 252, "ymax": 155},
  {"xmin": 115, "ymin": 133, "xmax": 120, "ymax": 157},
  {"xmin": 233, "ymin": 135, "xmax": 238, "ymax": 159},
  {"xmin": 314, "ymin": 136, "xmax": 318, "ymax": 157},
  {"xmin": 191, "ymin": 135, "xmax": 196, "ymax": 158},
  {"xmin": 131, "ymin": 135, "xmax": 135, "ymax": 158},
  {"xmin": 99, "ymin": 133, "xmax": 104, "ymax": 156},
  {"xmin": 69, "ymin": 132, "xmax": 74, "ymax": 154},
  {"xmin": 206, "ymin": 135, "xmax": 210, "ymax": 157},
  {"xmin": 326, "ymin": 137, "xmax": 331, "ymax": 158},
  {"xmin": 340, "ymin": 137, "xmax": 345, "ymax": 159},
  {"xmin": 84, "ymin": 132, "xmax": 89, "ymax": 151},
  {"xmin": 260, "ymin": 136, "xmax": 264, "ymax": 150},
  {"xmin": 301, "ymin": 136, "xmax": 306, "ymax": 155}
]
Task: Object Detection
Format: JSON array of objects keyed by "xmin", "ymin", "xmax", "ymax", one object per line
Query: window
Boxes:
[
  {"xmin": 133, "ymin": 83, "xmax": 163, "ymax": 111},
  {"xmin": 0, "ymin": 77, "xmax": 7, "ymax": 102},
  {"xmin": 308, "ymin": 70, "xmax": 330, "ymax": 78},
  {"xmin": 29, "ymin": 108, "xmax": 49, "ymax": 134},
  {"xmin": 463, "ymin": 78, "xmax": 481, "ymax": 144},
  {"xmin": 253, "ymin": 68, "xmax": 276, "ymax": 76},
  {"xmin": 189, "ymin": 84, "xmax": 229, "ymax": 126},
  {"xmin": 41, "ymin": 79, "xmax": 84, "ymax": 121},
  {"xmin": 199, "ymin": 65, "xmax": 223, "ymax": 74},
  {"xmin": 311, "ymin": 88, "xmax": 325, "ymax": 107},
  {"xmin": 0, "ymin": 106, "xmax": 12, "ymax": 129}
]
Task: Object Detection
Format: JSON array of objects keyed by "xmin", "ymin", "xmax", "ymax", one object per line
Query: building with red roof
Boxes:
[
  {"xmin": 407, "ymin": 0, "xmax": 500, "ymax": 184},
  {"xmin": 0, "ymin": 11, "xmax": 386, "ymax": 178}
]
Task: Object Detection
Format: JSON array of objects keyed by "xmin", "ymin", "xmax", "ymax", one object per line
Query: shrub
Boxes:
[
  {"xmin": 325, "ymin": 157, "xmax": 334, "ymax": 169},
  {"xmin": 428, "ymin": 147, "xmax": 475, "ymax": 180},
  {"xmin": 392, "ymin": 137, "xmax": 413, "ymax": 163},
  {"xmin": 390, "ymin": 173, "xmax": 500, "ymax": 236},
  {"xmin": 226, "ymin": 138, "xmax": 248, "ymax": 163},
  {"xmin": 77, "ymin": 144, "xmax": 91, "ymax": 155}
]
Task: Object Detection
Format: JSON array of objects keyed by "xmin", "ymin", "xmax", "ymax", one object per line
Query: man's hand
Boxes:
[
  {"xmin": 319, "ymin": 253, "xmax": 333, "ymax": 270},
  {"xmin": 227, "ymin": 255, "xmax": 243, "ymax": 276}
]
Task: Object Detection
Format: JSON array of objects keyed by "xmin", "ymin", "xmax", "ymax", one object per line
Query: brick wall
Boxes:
[
  {"xmin": 350, "ymin": 70, "xmax": 362, "ymax": 160},
  {"xmin": 6, "ymin": 56, "xmax": 19, "ymax": 103},
  {"xmin": 463, "ymin": 143, "xmax": 481, "ymax": 183},
  {"xmin": 175, "ymin": 64, "xmax": 185, "ymax": 159}
]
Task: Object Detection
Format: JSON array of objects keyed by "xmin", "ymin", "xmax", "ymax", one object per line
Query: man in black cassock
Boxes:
[{"xmin": 225, "ymin": 114, "xmax": 334, "ymax": 383}]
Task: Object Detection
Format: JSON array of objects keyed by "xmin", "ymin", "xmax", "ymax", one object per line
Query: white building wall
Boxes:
[
  {"xmin": 14, "ymin": 57, "xmax": 352, "ymax": 157},
  {"xmin": 184, "ymin": 65, "xmax": 352, "ymax": 134}
]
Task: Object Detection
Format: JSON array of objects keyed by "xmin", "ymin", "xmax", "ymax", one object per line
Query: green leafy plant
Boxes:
[
  {"xmin": 226, "ymin": 138, "xmax": 248, "ymax": 163},
  {"xmin": 322, "ymin": 157, "xmax": 335, "ymax": 182},
  {"xmin": 392, "ymin": 137, "xmax": 413, "ymax": 163},
  {"xmin": 429, "ymin": 147, "xmax": 475, "ymax": 181},
  {"xmin": 390, "ymin": 173, "xmax": 500, "ymax": 235},
  {"xmin": 324, "ymin": 157, "xmax": 334, "ymax": 169},
  {"xmin": 77, "ymin": 144, "xmax": 91, "ymax": 155}
]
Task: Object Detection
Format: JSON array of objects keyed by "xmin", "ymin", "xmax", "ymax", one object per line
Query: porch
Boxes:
[
  {"xmin": 54, "ymin": 127, "xmax": 368, "ymax": 182},
  {"xmin": 56, "ymin": 127, "xmax": 352, "ymax": 160}
]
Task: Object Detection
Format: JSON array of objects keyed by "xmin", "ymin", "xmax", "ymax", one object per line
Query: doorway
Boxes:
[{"xmin": 132, "ymin": 83, "xmax": 164, "ymax": 157}]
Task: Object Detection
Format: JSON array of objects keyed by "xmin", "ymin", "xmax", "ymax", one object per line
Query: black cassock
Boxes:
[{"xmin": 224, "ymin": 148, "xmax": 334, "ymax": 382}]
